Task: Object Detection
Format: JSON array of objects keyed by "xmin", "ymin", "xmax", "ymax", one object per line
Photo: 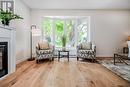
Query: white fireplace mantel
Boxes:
[{"xmin": 0, "ymin": 24, "xmax": 16, "ymax": 79}]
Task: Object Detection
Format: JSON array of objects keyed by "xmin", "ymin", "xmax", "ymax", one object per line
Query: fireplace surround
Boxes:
[
  {"xmin": 0, "ymin": 42, "xmax": 8, "ymax": 78},
  {"xmin": 0, "ymin": 25, "xmax": 15, "ymax": 79}
]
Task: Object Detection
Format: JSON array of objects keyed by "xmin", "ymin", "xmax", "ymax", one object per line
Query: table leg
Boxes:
[
  {"xmin": 68, "ymin": 52, "xmax": 69, "ymax": 61},
  {"xmin": 114, "ymin": 54, "xmax": 128, "ymax": 65},
  {"xmin": 52, "ymin": 57, "xmax": 54, "ymax": 61},
  {"xmin": 118, "ymin": 56, "xmax": 128, "ymax": 65},
  {"xmin": 114, "ymin": 54, "xmax": 116, "ymax": 65},
  {"xmin": 58, "ymin": 51, "xmax": 60, "ymax": 61}
]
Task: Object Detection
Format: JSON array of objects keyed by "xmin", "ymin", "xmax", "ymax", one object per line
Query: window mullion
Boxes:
[{"xmin": 52, "ymin": 19, "xmax": 55, "ymax": 45}]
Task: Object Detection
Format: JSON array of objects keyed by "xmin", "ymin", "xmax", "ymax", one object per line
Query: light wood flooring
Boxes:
[{"xmin": 0, "ymin": 58, "xmax": 130, "ymax": 87}]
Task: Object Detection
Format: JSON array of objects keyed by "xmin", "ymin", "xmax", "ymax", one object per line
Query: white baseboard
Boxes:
[{"xmin": 16, "ymin": 58, "xmax": 28, "ymax": 64}]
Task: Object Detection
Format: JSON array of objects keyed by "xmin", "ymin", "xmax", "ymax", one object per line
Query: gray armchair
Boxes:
[
  {"xmin": 77, "ymin": 42, "xmax": 96, "ymax": 62},
  {"xmin": 36, "ymin": 43, "xmax": 54, "ymax": 63}
]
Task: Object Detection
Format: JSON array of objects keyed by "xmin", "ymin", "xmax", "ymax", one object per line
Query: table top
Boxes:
[{"xmin": 58, "ymin": 50, "xmax": 69, "ymax": 52}]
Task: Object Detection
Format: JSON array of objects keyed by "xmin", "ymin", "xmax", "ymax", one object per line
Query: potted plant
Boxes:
[
  {"xmin": 62, "ymin": 34, "xmax": 66, "ymax": 51},
  {"xmin": 0, "ymin": 9, "xmax": 23, "ymax": 26}
]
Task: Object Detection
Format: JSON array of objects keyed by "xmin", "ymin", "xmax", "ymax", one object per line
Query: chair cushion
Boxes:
[
  {"xmin": 38, "ymin": 42, "xmax": 49, "ymax": 50},
  {"xmin": 37, "ymin": 50, "xmax": 53, "ymax": 54},
  {"xmin": 81, "ymin": 42, "xmax": 92, "ymax": 50},
  {"xmin": 77, "ymin": 50, "xmax": 95, "ymax": 59},
  {"xmin": 79, "ymin": 50, "xmax": 93, "ymax": 54}
]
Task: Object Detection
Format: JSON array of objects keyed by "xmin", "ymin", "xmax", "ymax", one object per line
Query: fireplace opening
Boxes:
[{"xmin": 0, "ymin": 42, "xmax": 8, "ymax": 78}]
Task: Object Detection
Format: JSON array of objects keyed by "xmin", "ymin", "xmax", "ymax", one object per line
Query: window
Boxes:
[
  {"xmin": 55, "ymin": 20, "xmax": 64, "ymax": 47},
  {"xmin": 66, "ymin": 20, "xmax": 76, "ymax": 47},
  {"xmin": 77, "ymin": 18, "xmax": 89, "ymax": 43},
  {"xmin": 42, "ymin": 18, "xmax": 52, "ymax": 43},
  {"xmin": 42, "ymin": 17, "xmax": 90, "ymax": 49}
]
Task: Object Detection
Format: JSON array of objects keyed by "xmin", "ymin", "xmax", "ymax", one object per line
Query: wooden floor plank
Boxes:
[{"xmin": 0, "ymin": 58, "xmax": 130, "ymax": 87}]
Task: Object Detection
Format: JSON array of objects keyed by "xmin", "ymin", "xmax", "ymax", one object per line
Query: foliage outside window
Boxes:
[
  {"xmin": 55, "ymin": 20, "xmax": 64, "ymax": 47},
  {"xmin": 66, "ymin": 20, "xmax": 76, "ymax": 47},
  {"xmin": 77, "ymin": 19, "xmax": 88, "ymax": 43},
  {"xmin": 42, "ymin": 18, "xmax": 52, "ymax": 43}
]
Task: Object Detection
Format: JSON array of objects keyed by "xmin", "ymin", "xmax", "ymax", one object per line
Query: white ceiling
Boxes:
[{"xmin": 22, "ymin": 0, "xmax": 130, "ymax": 10}]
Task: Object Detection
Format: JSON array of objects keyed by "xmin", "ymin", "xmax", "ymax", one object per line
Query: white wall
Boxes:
[
  {"xmin": 10, "ymin": 0, "xmax": 31, "ymax": 63},
  {"xmin": 31, "ymin": 9, "xmax": 130, "ymax": 57}
]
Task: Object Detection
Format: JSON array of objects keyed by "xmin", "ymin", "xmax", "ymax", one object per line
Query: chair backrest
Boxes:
[
  {"xmin": 37, "ymin": 41, "xmax": 50, "ymax": 50},
  {"xmin": 92, "ymin": 44, "xmax": 96, "ymax": 51},
  {"xmin": 78, "ymin": 42, "xmax": 94, "ymax": 50}
]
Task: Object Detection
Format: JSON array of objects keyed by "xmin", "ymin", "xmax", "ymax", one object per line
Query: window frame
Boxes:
[{"xmin": 42, "ymin": 16, "xmax": 91, "ymax": 50}]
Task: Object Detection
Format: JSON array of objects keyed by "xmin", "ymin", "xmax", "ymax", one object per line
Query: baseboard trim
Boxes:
[
  {"xmin": 16, "ymin": 57, "xmax": 113, "ymax": 64},
  {"xmin": 16, "ymin": 58, "xmax": 28, "ymax": 64},
  {"xmin": 96, "ymin": 57, "xmax": 113, "ymax": 60}
]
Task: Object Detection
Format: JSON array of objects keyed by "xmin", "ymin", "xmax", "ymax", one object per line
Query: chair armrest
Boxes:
[
  {"xmin": 36, "ymin": 46, "xmax": 39, "ymax": 55},
  {"xmin": 92, "ymin": 44, "xmax": 96, "ymax": 53},
  {"xmin": 49, "ymin": 44, "xmax": 54, "ymax": 50},
  {"xmin": 77, "ymin": 46, "xmax": 80, "ymax": 50},
  {"xmin": 49, "ymin": 44, "xmax": 55, "ymax": 55},
  {"xmin": 77, "ymin": 44, "xmax": 82, "ymax": 54},
  {"xmin": 36, "ymin": 46, "xmax": 39, "ymax": 50},
  {"xmin": 77, "ymin": 45, "xmax": 81, "ymax": 51}
]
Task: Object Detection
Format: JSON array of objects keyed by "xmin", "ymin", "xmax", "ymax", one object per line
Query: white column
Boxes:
[
  {"xmin": 75, "ymin": 19, "xmax": 78, "ymax": 46},
  {"xmin": 88, "ymin": 16, "xmax": 91, "ymax": 42},
  {"xmin": 64, "ymin": 19, "xmax": 67, "ymax": 35},
  {"xmin": 41, "ymin": 18, "xmax": 44, "ymax": 41},
  {"xmin": 10, "ymin": 29, "xmax": 16, "ymax": 73}
]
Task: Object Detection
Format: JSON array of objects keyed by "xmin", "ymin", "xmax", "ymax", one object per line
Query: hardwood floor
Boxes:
[{"xmin": 0, "ymin": 58, "xmax": 130, "ymax": 87}]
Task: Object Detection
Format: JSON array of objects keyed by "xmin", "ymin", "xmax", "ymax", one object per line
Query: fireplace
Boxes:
[
  {"xmin": 0, "ymin": 42, "xmax": 8, "ymax": 78},
  {"xmin": 0, "ymin": 25, "xmax": 15, "ymax": 79}
]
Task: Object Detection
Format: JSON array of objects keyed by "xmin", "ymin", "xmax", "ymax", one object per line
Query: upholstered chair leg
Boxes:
[
  {"xmin": 93, "ymin": 59, "xmax": 96, "ymax": 63},
  {"xmin": 77, "ymin": 57, "xmax": 79, "ymax": 61},
  {"xmin": 36, "ymin": 59, "xmax": 39, "ymax": 64},
  {"xmin": 49, "ymin": 58, "xmax": 51, "ymax": 62},
  {"xmin": 52, "ymin": 57, "xmax": 54, "ymax": 61},
  {"xmin": 92, "ymin": 58, "xmax": 95, "ymax": 63},
  {"xmin": 92, "ymin": 59, "xmax": 94, "ymax": 62}
]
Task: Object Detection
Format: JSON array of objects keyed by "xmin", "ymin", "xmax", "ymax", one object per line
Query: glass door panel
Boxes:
[
  {"xmin": 77, "ymin": 18, "xmax": 88, "ymax": 44},
  {"xmin": 66, "ymin": 20, "xmax": 76, "ymax": 48},
  {"xmin": 55, "ymin": 20, "xmax": 64, "ymax": 47},
  {"xmin": 42, "ymin": 18, "xmax": 53, "ymax": 43}
]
